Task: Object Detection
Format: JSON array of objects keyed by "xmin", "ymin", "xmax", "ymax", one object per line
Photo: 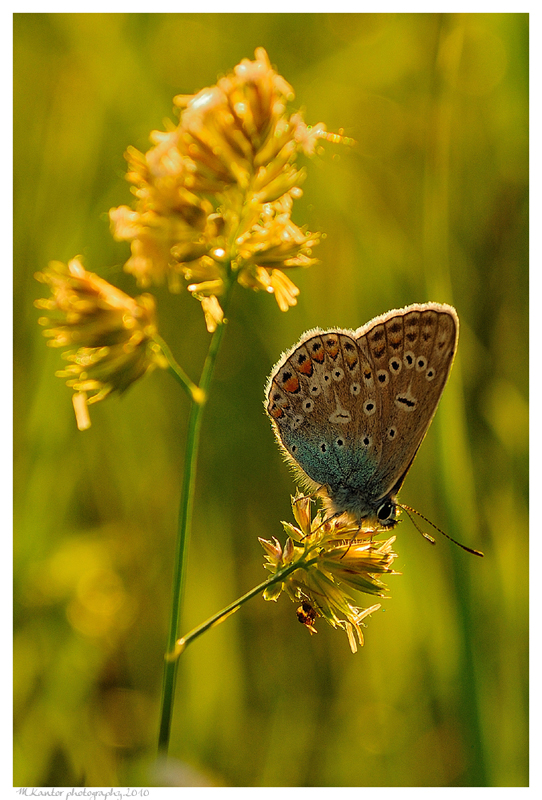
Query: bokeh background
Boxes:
[{"xmin": 14, "ymin": 13, "xmax": 528, "ymax": 788}]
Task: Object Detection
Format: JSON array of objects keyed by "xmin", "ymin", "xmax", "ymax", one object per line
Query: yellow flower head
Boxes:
[
  {"xmin": 109, "ymin": 48, "xmax": 349, "ymax": 330},
  {"xmin": 260, "ymin": 494, "xmax": 399, "ymax": 652},
  {"xmin": 35, "ymin": 258, "xmax": 165, "ymax": 429}
]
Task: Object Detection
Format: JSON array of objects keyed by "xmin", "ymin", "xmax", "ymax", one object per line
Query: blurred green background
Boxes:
[{"xmin": 14, "ymin": 12, "xmax": 528, "ymax": 788}]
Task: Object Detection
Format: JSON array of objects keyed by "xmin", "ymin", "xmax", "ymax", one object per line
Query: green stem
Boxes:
[
  {"xmin": 166, "ymin": 560, "xmax": 309, "ymax": 660},
  {"xmin": 151, "ymin": 334, "xmax": 203, "ymax": 404},
  {"xmin": 158, "ymin": 276, "xmax": 236, "ymax": 754}
]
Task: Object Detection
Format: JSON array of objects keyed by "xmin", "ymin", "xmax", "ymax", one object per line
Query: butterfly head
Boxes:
[{"xmin": 322, "ymin": 482, "xmax": 400, "ymax": 530}]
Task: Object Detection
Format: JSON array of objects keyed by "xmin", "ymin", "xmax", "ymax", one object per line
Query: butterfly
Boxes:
[{"xmin": 265, "ymin": 303, "xmax": 459, "ymax": 532}]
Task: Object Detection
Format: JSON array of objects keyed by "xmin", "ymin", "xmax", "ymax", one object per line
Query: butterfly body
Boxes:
[{"xmin": 265, "ymin": 303, "xmax": 458, "ymax": 528}]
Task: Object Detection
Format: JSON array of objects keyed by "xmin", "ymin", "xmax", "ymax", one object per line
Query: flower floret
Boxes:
[
  {"xmin": 35, "ymin": 258, "xmax": 164, "ymax": 430},
  {"xmin": 107, "ymin": 48, "xmax": 346, "ymax": 328},
  {"xmin": 260, "ymin": 494, "xmax": 399, "ymax": 652}
]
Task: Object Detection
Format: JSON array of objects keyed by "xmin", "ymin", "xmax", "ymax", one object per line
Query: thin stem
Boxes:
[
  {"xmin": 151, "ymin": 334, "xmax": 203, "ymax": 404},
  {"xmin": 166, "ymin": 560, "xmax": 310, "ymax": 660},
  {"xmin": 158, "ymin": 275, "xmax": 236, "ymax": 754}
]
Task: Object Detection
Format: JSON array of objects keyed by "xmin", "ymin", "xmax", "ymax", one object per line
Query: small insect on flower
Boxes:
[
  {"xmin": 296, "ymin": 601, "xmax": 318, "ymax": 635},
  {"xmin": 35, "ymin": 258, "xmax": 166, "ymax": 430}
]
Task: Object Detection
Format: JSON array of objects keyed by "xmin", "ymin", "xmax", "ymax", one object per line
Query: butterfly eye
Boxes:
[{"xmin": 377, "ymin": 500, "xmax": 396, "ymax": 523}]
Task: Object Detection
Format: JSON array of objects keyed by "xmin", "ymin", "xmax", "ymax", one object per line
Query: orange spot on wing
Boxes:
[
  {"xmin": 282, "ymin": 375, "xmax": 300, "ymax": 393},
  {"xmin": 343, "ymin": 349, "xmax": 358, "ymax": 369},
  {"xmin": 324, "ymin": 338, "xmax": 340, "ymax": 358},
  {"xmin": 309, "ymin": 343, "xmax": 325, "ymax": 363}
]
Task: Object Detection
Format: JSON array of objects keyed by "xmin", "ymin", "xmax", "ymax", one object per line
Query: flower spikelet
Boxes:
[
  {"xmin": 259, "ymin": 494, "xmax": 399, "ymax": 652},
  {"xmin": 109, "ymin": 47, "xmax": 347, "ymax": 329},
  {"xmin": 35, "ymin": 258, "xmax": 165, "ymax": 430}
]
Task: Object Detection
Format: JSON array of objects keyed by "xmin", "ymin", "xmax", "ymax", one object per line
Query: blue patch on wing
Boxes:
[{"xmin": 282, "ymin": 428, "xmax": 378, "ymax": 490}]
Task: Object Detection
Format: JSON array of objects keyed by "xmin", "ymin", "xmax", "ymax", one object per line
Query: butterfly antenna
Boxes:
[
  {"xmin": 399, "ymin": 504, "xmax": 484, "ymax": 557},
  {"xmin": 400, "ymin": 505, "xmax": 436, "ymax": 545}
]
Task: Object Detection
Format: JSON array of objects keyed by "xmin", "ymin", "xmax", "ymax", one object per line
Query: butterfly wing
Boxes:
[
  {"xmin": 355, "ymin": 303, "xmax": 458, "ymax": 500},
  {"xmin": 266, "ymin": 303, "xmax": 458, "ymax": 522},
  {"xmin": 266, "ymin": 329, "xmax": 385, "ymax": 504}
]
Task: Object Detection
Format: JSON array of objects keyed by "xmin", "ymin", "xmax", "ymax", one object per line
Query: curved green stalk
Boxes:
[
  {"xmin": 166, "ymin": 559, "xmax": 311, "ymax": 660},
  {"xmin": 158, "ymin": 276, "xmax": 236, "ymax": 754}
]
